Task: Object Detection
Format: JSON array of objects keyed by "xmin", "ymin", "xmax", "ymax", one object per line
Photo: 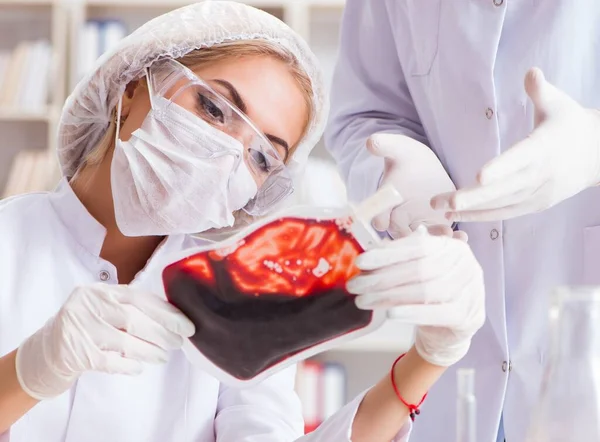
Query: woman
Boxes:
[{"xmin": 0, "ymin": 2, "xmax": 484, "ymax": 441}]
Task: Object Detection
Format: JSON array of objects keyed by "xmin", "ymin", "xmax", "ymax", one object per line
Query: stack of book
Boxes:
[
  {"xmin": 0, "ymin": 40, "xmax": 52, "ymax": 111},
  {"xmin": 296, "ymin": 360, "xmax": 347, "ymax": 434}
]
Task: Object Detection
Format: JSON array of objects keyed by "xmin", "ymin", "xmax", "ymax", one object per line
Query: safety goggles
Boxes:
[{"xmin": 146, "ymin": 58, "xmax": 294, "ymax": 216}]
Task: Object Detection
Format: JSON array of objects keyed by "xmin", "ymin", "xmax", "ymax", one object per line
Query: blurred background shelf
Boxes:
[
  {"xmin": 0, "ymin": 106, "xmax": 60, "ymax": 122},
  {"xmin": 336, "ymin": 323, "xmax": 414, "ymax": 353},
  {"xmin": 81, "ymin": 0, "xmax": 345, "ymax": 7},
  {"xmin": 0, "ymin": 0, "xmax": 57, "ymax": 6},
  {"xmin": 0, "ymin": 0, "xmax": 66, "ymax": 195}
]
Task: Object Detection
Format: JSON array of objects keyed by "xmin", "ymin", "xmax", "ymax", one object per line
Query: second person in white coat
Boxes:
[{"xmin": 326, "ymin": 1, "xmax": 600, "ymax": 441}]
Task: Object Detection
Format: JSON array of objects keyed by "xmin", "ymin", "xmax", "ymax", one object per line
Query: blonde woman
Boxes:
[{"xmin": 0, "ymin": 2, "xmax": 484, "ymax": 441}]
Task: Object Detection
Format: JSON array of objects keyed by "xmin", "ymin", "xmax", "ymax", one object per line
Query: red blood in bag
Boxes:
[{"xmin": 163, "ymin": 217, "xmax": 372, "ymax": 380}]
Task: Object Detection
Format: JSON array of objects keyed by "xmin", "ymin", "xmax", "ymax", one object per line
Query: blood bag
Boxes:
[{"xmin": 161, "ymin": 185, "xmax": 403, "ymax": 387}]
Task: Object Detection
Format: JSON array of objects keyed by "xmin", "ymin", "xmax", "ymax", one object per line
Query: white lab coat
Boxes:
[
  {"xmin": 0, "ymin": 180, "xmax": 411, "ymax": 441},
  {"xmin": 325, "ymin": 1, "xmax": 600, "ymax": 441}
]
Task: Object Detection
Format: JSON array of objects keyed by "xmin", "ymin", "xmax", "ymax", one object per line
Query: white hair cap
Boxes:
[{"xmin": 57, "ymin": 0, "xmax": 328, "ymax": 183}]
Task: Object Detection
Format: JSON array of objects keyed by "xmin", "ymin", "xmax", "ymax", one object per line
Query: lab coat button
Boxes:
[
  {"xmin": 485, "ymin": 108, "xmax": 495, "ymax": 119},
  {"xmin": 490, "ymin": 229, "xmax": 500, "ymax": 240},
  {"xmin": 493, "ymin": 0, "xmax": 504, "ymax": 6},
  {"xmin": 99, "ymin": 271, "xmax": 111, "ymax": 281},
  {"xmin": 502, "ymin": 360, "xmax": 512, "ymax": 372}
]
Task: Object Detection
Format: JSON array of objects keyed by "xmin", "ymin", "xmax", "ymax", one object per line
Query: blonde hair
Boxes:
[{"xmin": 82, "ymin": 40, "xmax": 314, "ymax": 167}]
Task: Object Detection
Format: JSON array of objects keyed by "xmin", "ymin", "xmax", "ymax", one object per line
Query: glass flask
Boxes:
[
  {"xmin": 526, "ymin": 286, "xmax": 600, "ymax": 442},
  {"xmin": 456, "ymin": 368, "xmax": 476, "ymax": 442}
]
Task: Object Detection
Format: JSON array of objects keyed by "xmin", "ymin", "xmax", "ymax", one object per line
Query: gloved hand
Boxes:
[
  {"xmin": 432, "ymin": 67, "xmax": 600, "ymax": 222},
  {"xmin": 368, "ymin": 133, "xmax": 456, "ymax": 237},
  {"xmin": 346, "ymin": 227, "xmax": 485, "ymax": 367},
  {"xmin": 16, "ymin": 284, "xmax": 195, "ymax": 401}
]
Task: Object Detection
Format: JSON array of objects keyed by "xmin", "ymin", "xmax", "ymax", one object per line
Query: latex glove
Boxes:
[
  {"xmin": 346, "ymin": 227, "xmax": 485, "ymax": 367},
  {"xmin": 368, "ymin": 133, "xmax": 456, "ymax": 237},
  {"xmin": 432, "ymin": 67, "xmax": 600, "ymax": 222},
  {"xmin": 16, "ymin": 284, "xmax": 195, "ymax": 401}
]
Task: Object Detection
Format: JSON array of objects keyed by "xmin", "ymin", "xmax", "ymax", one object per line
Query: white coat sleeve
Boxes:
[
  {"xmin": 215, "ymin": 366, "xmax": 412, "ymax": 442},
  {"xmin": 295, "ymin": 390, "xmax": 412, "ymax": 442},
  {"xmin": 324, "ymin": 0, "xmax": 428, "ymax": 203},
  {"xmin": 214, "ymin": 365, "xmax": 305, "ymax": 441}
]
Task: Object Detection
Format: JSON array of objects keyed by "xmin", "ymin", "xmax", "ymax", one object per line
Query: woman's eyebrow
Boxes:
[
  {"xmin": 213, "ymin": 79, "xmax": 247, "ymax": 113},
  {"xmin": 266, "ymin": 135, "xmax": 290, "ymax": 161}
]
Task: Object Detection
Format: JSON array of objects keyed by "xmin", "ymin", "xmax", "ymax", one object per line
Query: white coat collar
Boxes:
[
  {"xmin": 49, "ymin": 178, "xmax": 108, "ymax": 256},
  {"xmin": 48, "ymin": 178, "xmax": 188, "ymax": 261}
]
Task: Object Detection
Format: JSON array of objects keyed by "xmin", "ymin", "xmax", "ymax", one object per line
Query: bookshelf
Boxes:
[{"xmin": 0, "ymin": 0, "xmax": 66, "ymax": 196}]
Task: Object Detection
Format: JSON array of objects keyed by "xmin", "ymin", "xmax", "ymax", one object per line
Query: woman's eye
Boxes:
[
  {"xmin": 250, "ymin": 149, "xmax": 271, "ymax": 173},
  {"xmin": 198, "ymin": 93, "xmax": 224, "ymax": 124}
]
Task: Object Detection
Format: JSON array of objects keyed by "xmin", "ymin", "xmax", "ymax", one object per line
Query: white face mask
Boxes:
[{"xmin": 111, "ymin": 93, "xmax": 258, "ymax": 237}]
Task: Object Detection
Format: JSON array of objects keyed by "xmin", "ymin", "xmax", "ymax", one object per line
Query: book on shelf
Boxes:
[
  {"xmin": 296, "ymin": 359, "xmax": 347, "ymax": 434},
  {"xmin": 0, "ymin": 40, "xmax": 52, "ymax": 112},
  {"xmin": 77, "ymin": 19, "xmax": 127, "ymax": 82}
]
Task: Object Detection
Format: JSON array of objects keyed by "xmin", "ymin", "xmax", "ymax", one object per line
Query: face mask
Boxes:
[{"xmin": 111, "ymin": 93, "xmax": 258, "ymax": 237}]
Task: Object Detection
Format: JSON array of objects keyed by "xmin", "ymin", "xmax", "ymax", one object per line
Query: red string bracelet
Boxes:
[{"xmin": 390, "ymin": 353, "xmax": 428, "ymax": 421}]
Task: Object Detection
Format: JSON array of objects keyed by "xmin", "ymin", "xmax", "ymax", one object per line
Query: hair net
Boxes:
[{"xmin": 57, "ymin": 0, "xmax": 328, "ymax": 185}]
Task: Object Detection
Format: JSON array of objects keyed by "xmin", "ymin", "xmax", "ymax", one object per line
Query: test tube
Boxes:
[{"xmin": 456, "ymin": 368, "xmax": 476, "ymax": 442}]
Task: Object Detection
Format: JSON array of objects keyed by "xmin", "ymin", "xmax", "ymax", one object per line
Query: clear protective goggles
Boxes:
[{"xmin": 145, "ymin": 58, "xmax": 294, "ymax": 216}]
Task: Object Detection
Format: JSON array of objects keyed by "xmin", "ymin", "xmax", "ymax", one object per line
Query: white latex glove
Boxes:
[
  {"xmin": 368, "ymin": 133, "xmax": 456, "ymax": 237},
  {"xmin": 346, "ymin": 227, "xmax": 485, "ymax": 367},
  {"xmin": 16, "ymin": 284, "xmax": 195, "ymax": 401},
  {"xmin": 432, "ymin": 67, "xmax": 600, "ymax": 222}
]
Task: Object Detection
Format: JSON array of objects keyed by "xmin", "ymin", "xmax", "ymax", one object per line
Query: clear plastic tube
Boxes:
[{"xmin": 456, "ymin": 368, "xmax": 476, "ymax": 442}]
